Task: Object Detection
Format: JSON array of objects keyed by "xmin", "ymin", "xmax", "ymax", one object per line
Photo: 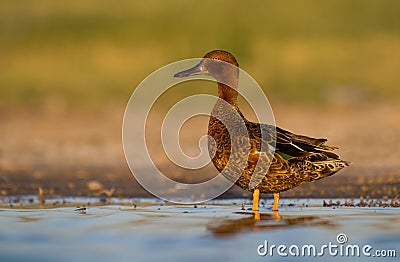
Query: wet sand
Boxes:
[
  {"xmin": 1, "ymin": 103, "xmax": 400, "ymax": 199},
  {"xmin": 0, "ymin": 198, "xmax": 398, "ymax": 262}
]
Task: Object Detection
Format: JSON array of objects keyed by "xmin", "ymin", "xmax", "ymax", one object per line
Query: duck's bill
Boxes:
[{"xmin": 174, "ymin": 61, "xmax": 204, "ymax": 78}]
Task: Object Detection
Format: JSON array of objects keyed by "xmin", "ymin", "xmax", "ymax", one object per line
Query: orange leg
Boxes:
[
  {"xmin": 272, "ymin": 193, "xmax": 280, "ymax": 211},
  {"xmin": 272, "ymin": 211, "xmax": 281, "ymax": 221},
  {"xmin": 252, "ymin": 188, "xmax": 260, "ymax": 211}
]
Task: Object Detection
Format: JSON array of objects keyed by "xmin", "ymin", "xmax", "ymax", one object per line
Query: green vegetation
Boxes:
[{"xmin": 1, "ymin": 0, "xmax": 399, "ymax": 110}]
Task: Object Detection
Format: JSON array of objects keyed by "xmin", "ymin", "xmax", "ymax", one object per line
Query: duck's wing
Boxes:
[
  {"xmin": 275, "ymin": 126, "xmax": 340, "ymax": 160},
  {"xmin": 247, "ymin": 123, "xmax": 338, "ymax": 158},
  {"xmin": 246, "ymin": 122, "xmax": 342, "ymax": 188}
]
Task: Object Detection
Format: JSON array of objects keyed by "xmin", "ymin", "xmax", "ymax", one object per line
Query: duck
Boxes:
[{"xmin": 174, "ymin": 50, "xmax": 349, "ymax": 212}]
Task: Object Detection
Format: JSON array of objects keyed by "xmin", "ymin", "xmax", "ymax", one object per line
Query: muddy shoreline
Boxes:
[
  {"xmin": 2, "ymin": 103, "xmax": 399, "ymax": 199},
  {"xmin": 1, "ymin": 166, "xmax": 399, "ymax": 199}
]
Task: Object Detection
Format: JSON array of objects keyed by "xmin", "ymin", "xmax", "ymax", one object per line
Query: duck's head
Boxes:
[{"xmin": 174, "ymin": 50, "xmax": 239, "ymax": 87}]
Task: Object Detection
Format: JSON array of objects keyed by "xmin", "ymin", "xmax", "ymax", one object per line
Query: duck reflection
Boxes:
[{"xmin": 207, "ymin": 211, "xmax": 332, "ymax": 237}]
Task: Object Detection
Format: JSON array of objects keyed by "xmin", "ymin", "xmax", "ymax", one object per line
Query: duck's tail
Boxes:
[
  {"xmin": 310, "ymin": 159, "xmax": 350, "ymax": 180},
  {"xmin": 290, "ymin": 151, "xmax": 350, "ymax": 182}
]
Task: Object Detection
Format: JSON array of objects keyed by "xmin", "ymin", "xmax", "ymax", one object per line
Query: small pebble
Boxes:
[{"xmin": 75, "ymin": 207, "xmax": 87, "ymax": 214}]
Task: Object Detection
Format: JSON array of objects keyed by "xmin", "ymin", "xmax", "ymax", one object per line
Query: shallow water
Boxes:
[{"xmin": 0, "ymin": 198, "xmax": 399, "ymax": 262}]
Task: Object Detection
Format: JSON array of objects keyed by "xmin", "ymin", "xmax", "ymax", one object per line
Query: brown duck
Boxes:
[{"xmin": 174, "ymin": 50, "xmax": 349, "ymax": 212}]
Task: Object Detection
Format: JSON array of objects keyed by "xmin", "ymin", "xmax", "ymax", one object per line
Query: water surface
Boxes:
[{"xmin": 0, "ymin": 198, "xmax": 398, "ymax": 262}]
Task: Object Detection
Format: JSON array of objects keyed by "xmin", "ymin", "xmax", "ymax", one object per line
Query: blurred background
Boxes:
[{"xmin": 1, "ymin": 0, "xmax": 399, "ymax": 199}]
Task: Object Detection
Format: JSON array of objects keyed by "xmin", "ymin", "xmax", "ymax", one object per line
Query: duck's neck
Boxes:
[{"xmin": 217, "ymin": 83, "xmax": 239, "ymax": 108}]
